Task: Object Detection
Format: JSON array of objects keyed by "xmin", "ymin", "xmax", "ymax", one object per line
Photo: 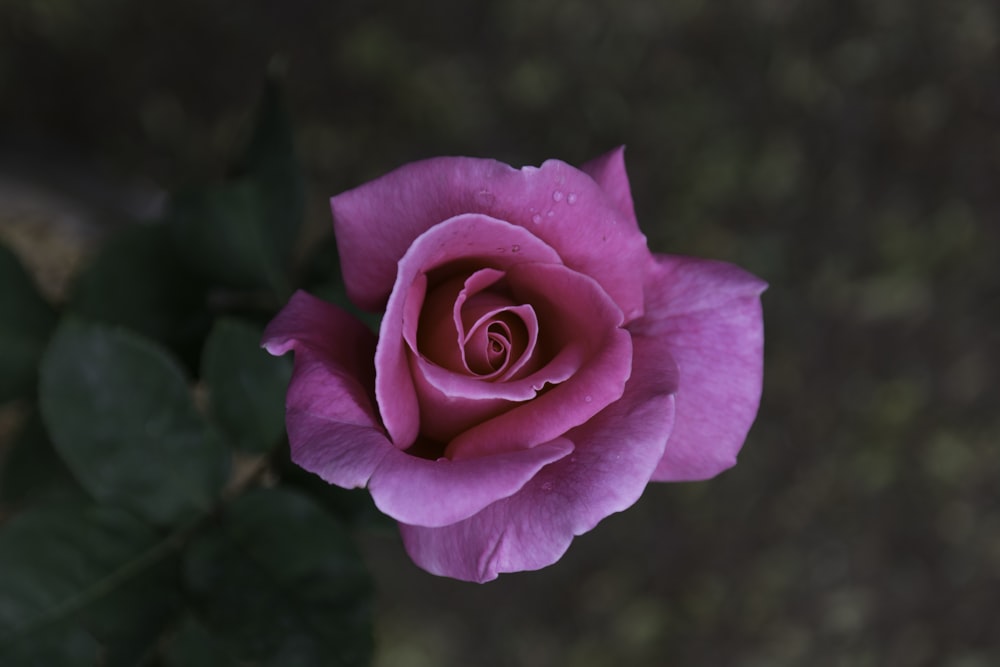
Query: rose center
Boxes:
[{"xmin": 467, "ymin": 320, "xmax": 516, "ymax": 375}]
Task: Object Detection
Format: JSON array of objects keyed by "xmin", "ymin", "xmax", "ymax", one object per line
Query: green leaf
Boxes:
[
  {"xmin": 274, "ymin": 442, "xmax": 393, "ymax": 530},
  {"xmin": 39, "ymin": 319, "xmax": 228, "ymax": 525},
  {"xmin": 184, "ymin": 488, "xmax": 373, "ymax": 667},
  {"xmin": 0, "ymin": 409, "xmax": 87, "ymax": 508},
  {"xmin": 201, "ymin": 318, "xmax": 291, "ymax": 453},
  {"xmin": 0, "ymin": 506, "xmax": 160, "ymax": 649},
  {"xmin": 0, "ymin": 622, "xmax": 100, "ymax": 667},
  {"xmin": 168, "ymin": 182, "xmax": 289, "ymax": 293},
  {"xmin": 160, "ymin": 615, "xmax": 239, "ymax": 667},
  {"xmin": 302, "ymin": 233, "xmax": 381, "ymax": 333},
  {"xmin": 68, "ymin": 223, "xmax": 211, "ymax": 370},
  {"xmin": 168, "ymin": 81, "xmax": 302, "ymax": 297},
  {"xmin": 82, "ymin": 551, "xmax": 182, "ymax": 667},
  {"xmin": 0, "ymin": 242, "xmax": 57, "ymax": 402}
]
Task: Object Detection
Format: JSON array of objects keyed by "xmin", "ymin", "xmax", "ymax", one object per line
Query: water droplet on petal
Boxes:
[
  {"xmin": 541, "ymin": 481, "xmax": 553, "ymax": 492},
  {"xmin": 477, "ymin": 189, "xmax": 495, "ymax": 207},
  {"xmin": 496, "ymin": 247, "xmax": 506, "ymax": 253},
  {"xmin": 511, "ymin": 244, "xmax": 520, "ymax": 253},
  {"xmin": 531, "ymin": 213, "xmax": 542, "ymax": 224},
  {"xmin": 552, "ymin": 190, "xmax": 564, "ymax": 202},
  {"xmin": 567, "ymin": 192, "xmax": 578, "ymax": 204},
  {"xmin": 547, "ymin": 210, "xmax": 555, "ymax": 217},
  {"xmin": 584, "ymin": 395, "xmax": 593, "ymax": 403}
]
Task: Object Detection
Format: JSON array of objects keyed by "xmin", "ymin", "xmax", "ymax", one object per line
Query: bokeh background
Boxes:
[{"xmin": 1, "ymin": 0, "xmax": 998, "ymax": 665}]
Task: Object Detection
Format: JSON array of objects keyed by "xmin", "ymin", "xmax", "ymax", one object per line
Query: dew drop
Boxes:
[
  {"xmin": 511, "ymin": 244, "xmax": 521, "ymax": 253},
  {"xmin": 541, "ymin": 481, "xmax": 554, "ymax": 492},
  {"xmin": 547, "ymin": 210, "xmax": 555, "ymax": 217},
  {"xmin": 567, "ymin": 192, "xmax": 578, "ymax": 204},
  {"xmin": 584, "ymin": 395, "xmax": 593, "ymax": 403},
  {"xmin": 476, "ymin": 189, "xmax": 495, "ymax": 207},
  {"xmin": 552, "ymin": 190, "xmax": 564, "ymax": 202},
  {"xmin": 496, "ymin": 246, "xmax": 506, "ymax": 253},
  {"xmin": 531, "ymin": 213, "xmax": 542, "ymax": 224}
]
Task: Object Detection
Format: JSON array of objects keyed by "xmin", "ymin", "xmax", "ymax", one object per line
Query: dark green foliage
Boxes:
[
  {"xmin": 184, "ymin": 488, "xmax": 374, "ymax": 667},
  {"xmin": 167, "ymin": 80, "xmax": 303, "ymax": 298},
  {"xmin": 0, "ymin": 243, "xmax": 57, "ymax": 403},
  {"xmin": 201, "ymin": 317, "xmax": 291, "ymax": 453},
  {"xmin": 68, "ymin": 222, "xmax": 211, "ymax": 370},
  {"xmin": 39, "ymin": 319, "xmax": 228, "ymax": 525}
]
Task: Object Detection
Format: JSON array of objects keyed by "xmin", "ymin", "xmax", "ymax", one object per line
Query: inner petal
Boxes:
[{"xmin": 465, "ymin": 320, "xmax": 512, "ymax": 375}]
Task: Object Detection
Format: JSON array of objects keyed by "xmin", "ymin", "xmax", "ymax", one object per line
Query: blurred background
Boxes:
[{"xmin": 1, "ymin": 0, "xmax": 998, "ymax": 665}]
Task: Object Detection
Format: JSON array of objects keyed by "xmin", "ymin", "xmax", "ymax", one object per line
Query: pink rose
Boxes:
[{"xmin": 262, "ymin": 148, "xmax": 765, "ymax": 582}]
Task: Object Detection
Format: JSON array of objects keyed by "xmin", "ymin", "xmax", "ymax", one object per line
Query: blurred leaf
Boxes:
[
  {"xmin": 168, "ymin": 80, "xmax": 302, "ymax": 297},
  {"xmin": 0, "ymin": 622, "xmax": 100, "ymax": 667},
  {"xmin": 68, "ymin": 223, "xmax": 211, "ymax": 370},
  {"xmin": 236, "ymin": 78, "xmax": 305, "ymax": 247},
  {"xmin": 0, "ymin": 506, "xmax": 160, "ymax": 657},
  {"xmin": 0, "ymin": 409, "xmax": 87, "ymax": 508},
  {"xmin": 274, "ymin": 441, "xmax": 393, "ymax": 531},
  {"xmin": 201, "ymin": 318, "xmax": 291, "ymax": 453},
  {"xmin": 160, "ymin": 615, "xmax": 239, "ymax": 667},
  {"xmin": 184, "ymin": 488, "xmax": 373, "ymax": 667},
  {"xmin": 82, "ymin": 551, "xmax": 182, "ymax": 667},
  {"xmin": 303, "ymin": 233, "xmax": 381, "ymax": 333},
  {"xmin": 39, "ymin": 319, "xmax": 228, "ymax": 525},
  {"xmin": 0, "ymin": 242, "xmax": 57, "ymax": 402}
]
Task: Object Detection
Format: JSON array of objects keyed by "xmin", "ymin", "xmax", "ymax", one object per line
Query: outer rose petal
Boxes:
[
  {"xmin": 629, "ymin": 255, "xmax": 766, "ymax": 481},
  {"xmin": 399, "ymin": 334, "xmax": 678, "ymax": 582},
  {"xmin": 331, "ymin": 156, "xmax": 649, "ymax": 321},
  {"xmin": 263, "ymin": 290, "xmax": 576, "ymax": 527},
  {"xmin": 580, "ymin": 146, "xmax": 638, "ymax": 229}
]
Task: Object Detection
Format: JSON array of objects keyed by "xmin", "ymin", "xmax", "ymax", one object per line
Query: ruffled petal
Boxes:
[
  {"xmin": 630, "ymin": 255, "xmax": 766, "ymax": 481},
  {"xmin": 375, "ymin": 214, "xmax": 562, "ymax": 449},
  {"xmin": 399, "ymin": 334, "xmax": 677, "ymax": 582},
  {"xmin": 261, "ymin": 290, "xmax": 394, "ymax": 488},
  {"xmin": 445, "ymin": 262, "xmax": 632, "ymax": 460},
  {"xmin": 580, "ymin": 145, "xmax": 638, "ymax": 229},
  {"xmin": 331, "ymin": 156, "xmax": 649, "ymax": 320},
  {"xmin": 367, "ymin": 438, "xmax": 574, "ymax": 528}
]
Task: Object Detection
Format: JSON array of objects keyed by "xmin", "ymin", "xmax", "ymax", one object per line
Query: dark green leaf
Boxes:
[
  {"xmin": 0, "ymin": 506, "xmax": 159, "ymax": 648},
  {"xmin": 168, "ymin": 182, "xmax": 289, "ymax": 293},
  {"xmin": 236, "ymin": 79, "xmax": 305, "ymax": 249},
  {"xmin": 184, "ymin": 488, "xmax": 373, "ymax": 667},
  {"xmin": 39, "ymin": 319, "xmax": 228, "ymax": 525},
  {"xmin": 82, "ymin": 550, "xmax": 182, "ymax": 667},
  {"xmin": 302, "ymin": 233, "xmax": 381, "ymax": 333},
  {"xmin": 0, "ymin": 409, "xmax": 87, "ymax": 508},
  {"xmin": 0, "ymin": 242, "xmax": 57, "ymax": 402},
  {"xmin": 68, "ymin": 223, "xmax": 211, "ymax": 370},
  {"xmin": 0, "ymin": 621, "xmax": 100, "ymax": 667},
  {"xmin": 160, "ymin": 615, "xmax": 239, "ymax": 667},
  {"xmin": 201, "ymin": 318, "xmax": 291, "ymax": 453},
  {"xmin": 275, "ymin": 441, "xmax": 393, "ymax": 530},
  {"xmin": 168, "ymin": 81, "xmax": 302, "ymax": 297}
]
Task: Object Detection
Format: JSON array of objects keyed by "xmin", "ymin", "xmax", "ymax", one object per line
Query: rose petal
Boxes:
[
  {"xmin": 445, "ymin": 262, "xmax": 633, "ymax": 460},
  {"xmin": 399, "ymin": 334, "xmax": 678, "ymax": 581},
  {"xmin": 261, "ymin": 290, "xmax": 394, "ymax": 488},
  {"xmin": 331, "ymin": 156, "xmax": 649, "ymax": 320},
  {"xmin": 377, "ymin": 214, "xmax": 562, "ymax": 449},
  {"xmin": 629, "ymin": 254, "xmax": 767, "ymax": 481},
  {"xmin": 580, "ymin": 145, "xmax": 638, "ymax": 229},
  {"xmin": 368, "ymin": 437, "xmax": 574, "ymax": 528},
  {"xmin": 263, "ymin": 291, "xmax": 577, "ymax": 528}
]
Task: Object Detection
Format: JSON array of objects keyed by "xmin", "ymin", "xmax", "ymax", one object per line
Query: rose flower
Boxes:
[{"xmin": 263, "ymin": 148, "xmax": 765, "ymax": 582}]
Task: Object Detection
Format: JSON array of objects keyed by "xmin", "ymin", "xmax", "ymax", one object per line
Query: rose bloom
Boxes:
[{"xmin": 263, "ymin": 148, "xmax": 765, "ymax": 582}]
